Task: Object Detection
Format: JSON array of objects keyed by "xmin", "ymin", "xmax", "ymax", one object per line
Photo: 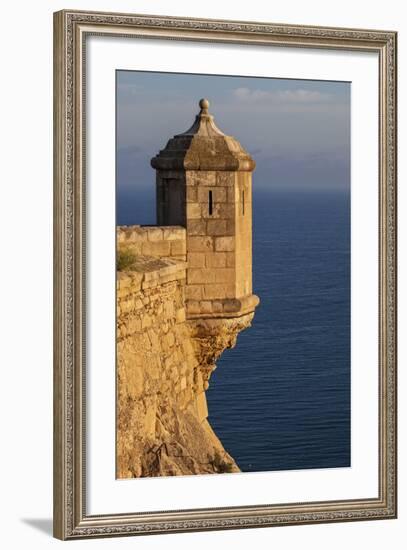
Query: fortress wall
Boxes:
[
  {"xmin": 183, "ymin": 171, "xmax": 258, "ymax": 318},
  {"xmin": 235, "ymin": 171, "xmax": 253, "ymax": 297},
  {"xmin": 185, "ymin": 171, "xmax": 238, "ymax": 316},
  {"xmin": 117, "ymin": 225, "xmax": 186, "ymax": 261},
  {"xmin": 116, "ymin": 256, "xmax": 239, "ymax": 478}
]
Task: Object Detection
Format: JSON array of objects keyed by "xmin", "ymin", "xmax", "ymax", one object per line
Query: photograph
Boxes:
[{"xmin": 116, "ymin": 70, "xmax": 351, "ymax": 479}]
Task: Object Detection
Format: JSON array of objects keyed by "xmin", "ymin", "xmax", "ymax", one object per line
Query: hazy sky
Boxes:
[{"xmin": 116, "ymin": 70, "xmax": 350, "ymax": 223}]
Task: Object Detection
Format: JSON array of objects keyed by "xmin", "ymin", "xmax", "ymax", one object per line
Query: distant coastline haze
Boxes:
[{"xmin": 117, "ymin": 70, "xmax": 350, "ymax": 227}]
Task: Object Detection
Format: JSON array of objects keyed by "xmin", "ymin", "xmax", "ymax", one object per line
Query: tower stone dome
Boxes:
[{"xmin": 151, "ymin": 99, "xmax": 256, "ymax": 172}]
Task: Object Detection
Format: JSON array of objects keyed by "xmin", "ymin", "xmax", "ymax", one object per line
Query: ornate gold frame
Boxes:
[{"xmin": 53, "ymin": 9, "xmax": 397, "ymax": 540}]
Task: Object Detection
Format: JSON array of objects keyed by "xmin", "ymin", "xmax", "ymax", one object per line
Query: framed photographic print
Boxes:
[{"xmin": 53, "ymin": 9, "xmax": 397, "ymax": 540}]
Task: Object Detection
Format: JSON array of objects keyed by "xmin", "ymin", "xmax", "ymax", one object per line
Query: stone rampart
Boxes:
[
  {"xmin": 117, "ymin": 255, "xmax": 243, "ymax": 478},
  {"xmin": 117, "ymin": 225, "xmax": 186, "ymax": 261}
]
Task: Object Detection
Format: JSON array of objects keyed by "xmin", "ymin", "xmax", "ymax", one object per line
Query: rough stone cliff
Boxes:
[{"xmin": 116, "ymin": 231, "xmax": 255, "ymax": 478}]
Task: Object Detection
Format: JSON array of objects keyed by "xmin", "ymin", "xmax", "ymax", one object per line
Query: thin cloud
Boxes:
[
  {"xmin": 233, "ymin": 87, "xmax": 334, "ymax": 104},
  {"xmin": 117, "ymin": 83, "xmax": 144, "ymax": 102},
  {"xmin": 118, "ymin": 145, "xmax": 143, "ymax": 155}
]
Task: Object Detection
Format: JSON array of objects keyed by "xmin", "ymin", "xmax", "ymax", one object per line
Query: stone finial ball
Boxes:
[{"xmin": 199, "ymin": 98, "xmax": 210, "ymax": 110}]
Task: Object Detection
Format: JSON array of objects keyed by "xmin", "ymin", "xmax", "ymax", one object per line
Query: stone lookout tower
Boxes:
[{"xmin": 151, "ymin": 99, "xmax": 259, "ymax": 319}]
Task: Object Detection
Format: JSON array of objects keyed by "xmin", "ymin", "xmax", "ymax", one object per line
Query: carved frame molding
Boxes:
[{"xmin": 53, "ymin": 9, "xmax": 397, "ymax": 540}]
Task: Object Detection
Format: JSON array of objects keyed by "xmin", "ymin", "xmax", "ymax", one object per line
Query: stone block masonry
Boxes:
[
  {"xmin": 117, "ymin": 255, "xmax": 245, "ymax": 478},
  {"xmin": 117, "ymin": 225, "xmax": 187, "ymax": 262},
  {"xmin": 183, "ymin": 170, "xmax": 255, "ymax": 317},
  {"xmin": 117, "ymin": 223, "xmax": 258, "ymax": 319}
]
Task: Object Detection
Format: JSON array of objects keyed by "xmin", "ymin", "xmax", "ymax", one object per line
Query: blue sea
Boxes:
[{"xmin": 117, "ymin": 188, "xmax": 351, "ymax": 473}]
